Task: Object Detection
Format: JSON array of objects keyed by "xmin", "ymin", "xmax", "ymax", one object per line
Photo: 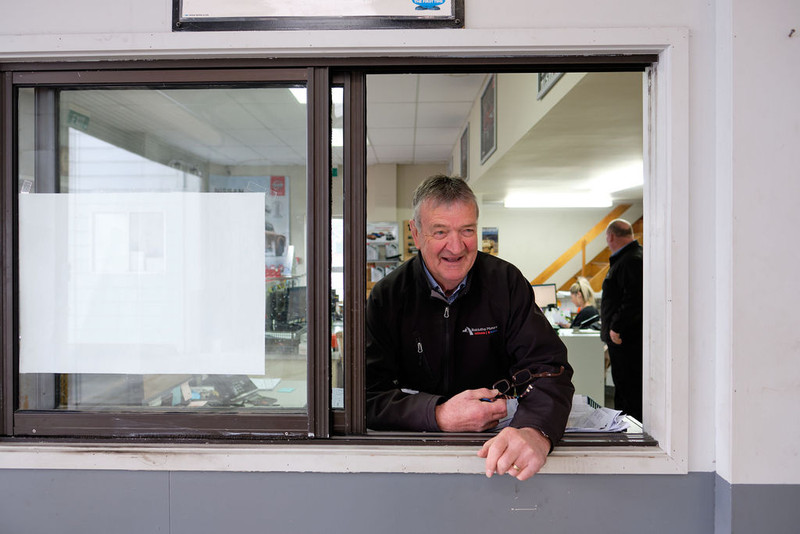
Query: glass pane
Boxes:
[
  {"xmin": 18, "ymin": 86, "xmax": 309, "ymax": 412},
  {"xmin": 17, "ymin": 88, "xmax": 35, "ymax": 192},
  {"xmin": 331, "ymin": 86, "xmax": 344, "ymax": 408}
]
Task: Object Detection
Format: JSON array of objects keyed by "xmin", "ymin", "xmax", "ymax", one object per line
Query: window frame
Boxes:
[
  {"xmin": 0, "ymin": 42, "xmax": 690, "ymax": 475},
  {"xmin": 3, "ymin": 66, "xmax": 332, "ymax": 439}
]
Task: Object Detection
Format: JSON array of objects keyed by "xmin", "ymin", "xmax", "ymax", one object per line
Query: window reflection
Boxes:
[{"xmin": 18, "ymin": 86, "xmax": 309, "ymax": 412}]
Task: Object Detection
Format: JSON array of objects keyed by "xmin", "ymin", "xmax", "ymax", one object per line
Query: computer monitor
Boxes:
[
  {"xmin": 286, "ymin": 286, "xmax": 307, "ymax": 324},
  {"xmin": 531, "ymin": 283, "xmax": 558, "ymax": 310}
]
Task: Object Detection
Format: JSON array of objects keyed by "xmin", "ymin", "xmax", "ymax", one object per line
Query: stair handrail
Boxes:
[{"xmin": 530, "ymin": 204, "xmax": 631, "ymax": 285}]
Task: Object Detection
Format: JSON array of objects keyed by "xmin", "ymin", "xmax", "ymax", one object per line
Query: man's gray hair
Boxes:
[{"xmin": 412, "ymin": 174, "xmax": 479, "ymax": 226}]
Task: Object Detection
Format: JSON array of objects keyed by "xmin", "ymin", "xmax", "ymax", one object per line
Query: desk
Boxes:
[
  {"xmin": 262, "ymin": 379, "xmax": 306, "ymax": 409},
  {"xmin": 189, "ymin": 378, "xmax": 307, "ymax": 410},
  {"xmin": 558, "ymin": 329, "xmax": 606, "ymax": 405}
]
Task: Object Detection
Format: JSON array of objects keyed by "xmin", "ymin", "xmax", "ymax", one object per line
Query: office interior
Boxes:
[
  {"xmin": 15, "ymin": 71, "xmax": 643, "ymax": 417},
  {"xmin": 359, "ymin": 71, "xmax": 643, "ymax": 412}
]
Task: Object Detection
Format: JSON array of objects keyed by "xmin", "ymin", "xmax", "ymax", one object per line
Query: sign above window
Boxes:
[{"xmin": 173, "ymin": 0, "xmax": 464, "ymax": 31}]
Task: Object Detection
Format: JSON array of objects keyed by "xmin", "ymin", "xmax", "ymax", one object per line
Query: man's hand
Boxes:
[
  {"xmin": 477, "ymin": 426, "xmax": 550, "ymax": 481},
  {"xmin": 609, "ymin": 329, "xmax": 622, "ymax": 345},
  {"xmin": 434, "ymin": 389, "xmax": 507, "ymax": 432}
]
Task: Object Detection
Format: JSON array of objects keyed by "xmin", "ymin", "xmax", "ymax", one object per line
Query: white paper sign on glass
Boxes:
[{"xmin": 19, "ymin": 193, "xmax": 266, "ymax": 375}]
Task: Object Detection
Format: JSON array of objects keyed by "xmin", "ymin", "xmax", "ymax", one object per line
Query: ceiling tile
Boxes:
[
  {"xmin": 417, "ymin": 73, "xmax": 487, "ymax": 103},
  {"xmin": 227, "ymin": 128, "xmax": 286, "ymax": 146},
  {"xmin": 367, "ymin": 74, "xmax": 418, "ymax": 103},
  {"xmin": 413, "ymin": 144, "xmax": 455, "ymax": 162},
  {"xmin": 416, "ymin": 102, "xmax": 473, "ymax": 128},
  {"xmin": 242, "ymin": 102, "xmax": 307, "ymax": 131},
  {"xmin": 367, "ymin": 127, "xmax": 414, "ymax": 146},
  {"xmin": 414, "ymin": 127, "xmax": 461, "ymax": 146},
  {"xmin": 372, "ymin": 146, "xmax": 415, "ymax": 164},
  {"xmin": 367, "ymin": 102, "xmax": 417, "ymax": 128}
]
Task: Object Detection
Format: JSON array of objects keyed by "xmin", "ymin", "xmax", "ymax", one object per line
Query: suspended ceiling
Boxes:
[{"xmin": 60, "ymin": 70, "xmax": 644, "ymax": 202}]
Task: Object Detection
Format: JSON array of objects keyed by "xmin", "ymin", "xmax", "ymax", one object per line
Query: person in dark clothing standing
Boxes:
[
  {"xmin": 600, "ymin": 218, "xmax": 643, "ymax": 421},
  {"xmin": 366, "ymin": 175, "xmax": 574, "ymax": 481}
]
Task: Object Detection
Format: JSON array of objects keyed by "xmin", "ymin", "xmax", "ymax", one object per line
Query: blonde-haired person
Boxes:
[{"xmin": 559, "ymin": 277, "xmax": 600, "ymax": 330}]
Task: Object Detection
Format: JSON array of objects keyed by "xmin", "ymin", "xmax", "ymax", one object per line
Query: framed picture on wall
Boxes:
[
  {"xmin": 460, "ymin": 124, "xmax": 469, "ymax": 180},
  {"xmin": 173, "ymin": 0, "xmax": 464, "ymax": 31},
  {"xmin": 537, "ymin": 72, "xmax": 564, "ymax": 100},
  {"xmin": 480, "ymin": 74, "xmax": 497, "ymax": 164},
  {"xmin": 481, "ymin": 227, "xmax": 498, "ymax": 255}
]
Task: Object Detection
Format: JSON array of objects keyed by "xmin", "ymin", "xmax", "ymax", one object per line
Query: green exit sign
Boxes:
[{"xmin": 67, "ymin": 110, "xmax": 90, "ymax": 131}]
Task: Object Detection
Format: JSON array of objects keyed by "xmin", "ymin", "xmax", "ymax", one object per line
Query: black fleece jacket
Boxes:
[
  {"xmin": 365, "ymin": 252, "xmax": 574, "ymax": 445},
  {"xmin": 600, "ymin": 240, "xmax": 643, "ymax": 345}
]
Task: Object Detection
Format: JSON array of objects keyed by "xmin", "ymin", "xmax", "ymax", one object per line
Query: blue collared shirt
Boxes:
[{"xmin": 420, "ymin": 260, "xmax": 468, "ymax": 304}]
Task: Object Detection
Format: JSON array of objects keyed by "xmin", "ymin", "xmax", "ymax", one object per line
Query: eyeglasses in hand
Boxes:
[{"xmin": 482, "ymin": 366, "xmax": 565, "ymax": 402}]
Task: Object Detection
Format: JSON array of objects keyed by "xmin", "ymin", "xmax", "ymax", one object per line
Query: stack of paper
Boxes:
[
  {"xmin": 250, "ymin": 377, "xmax": 281, "ymax": 390},
  {"xmin": 565, "ymin": 395, "xmax": 629, "ymax": 432}
]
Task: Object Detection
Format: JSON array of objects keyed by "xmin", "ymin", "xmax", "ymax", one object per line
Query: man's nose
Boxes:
[{"xmin": 444, "ymin": 231, "xmax": 465, "ymax": 252}]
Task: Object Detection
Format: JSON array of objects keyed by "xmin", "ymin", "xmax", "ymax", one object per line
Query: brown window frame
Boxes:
[{"xmin": 0, "ymin": 56, "xmax": 658, "ymax": 446}]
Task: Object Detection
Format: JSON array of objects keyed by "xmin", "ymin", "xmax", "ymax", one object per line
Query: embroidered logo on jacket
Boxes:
[{"xmin": 462, "ymin": 325, "xmax": 498, "ymax": 336}]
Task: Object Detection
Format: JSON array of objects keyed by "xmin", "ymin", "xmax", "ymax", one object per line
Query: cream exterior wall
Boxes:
[
  {"xmin": 1, "ymin": 0, "xmax": 798, "ymax": 485},
  {"xmin": 724, "ymin": 0, "xmax": 800, "ymax": 484}
]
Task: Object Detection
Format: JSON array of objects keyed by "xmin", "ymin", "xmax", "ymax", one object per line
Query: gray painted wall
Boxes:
[
  {"xmin": 727, "ymin": 478, "xmax": 800, "ymax": 534},
  {"xmin": 0, "ymin": 470, "xmax": 723, "ymax": 534}
]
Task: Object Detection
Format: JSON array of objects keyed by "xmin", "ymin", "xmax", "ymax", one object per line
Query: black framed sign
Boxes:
[
  {"xmin": 480, "ymin": 74, "xmax": 497, "ymax": 164},
  {"xmin": 537, "ymin": 72, "xmax": 564, "ymax": 100},
  {"xmin": 174, "ymin": 0, "xmax": 464, "ymax": 31},
  {"xmin": 460, "ymin": 124, "xmax": 469, "ymax": 181}
]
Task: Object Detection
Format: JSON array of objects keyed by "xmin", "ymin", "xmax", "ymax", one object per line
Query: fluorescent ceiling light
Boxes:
[
  {"xmin": 289, "ymin": 88, "xmax": 307, "ymax": 104},
  {"xmin": 590, "ymin": 161, "xmax": 643, "ymax": 193},
  {"xmin": 504, "ymin": 192, "xmax": 612, "ymax": 208},
  {"xmin": 290, "ymin": 87, "xmax": 344, "ymax": 106}
]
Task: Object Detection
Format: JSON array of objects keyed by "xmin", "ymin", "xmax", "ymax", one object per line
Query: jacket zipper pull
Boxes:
[
  {"xmin": 417, "ymin": 339, "xmax": 424, "ymax": 365},
  {"xmin": 444, "ymin": 306, "xmax": 450, "ymax": 319}
]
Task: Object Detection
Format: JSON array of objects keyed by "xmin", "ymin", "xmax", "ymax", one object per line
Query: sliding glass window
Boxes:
[
  {"xmin": 3, "ymin": 57, "xmax": 661, "ymax": 447},
  {"xmin": 12, "ymin": 69, "xmax": 320, "ymax": 438}
]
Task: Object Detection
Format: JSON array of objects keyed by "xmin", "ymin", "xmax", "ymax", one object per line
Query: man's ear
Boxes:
[{"xmin": 409, "ymin": 219, "xmax": 421, "ymax": 248}]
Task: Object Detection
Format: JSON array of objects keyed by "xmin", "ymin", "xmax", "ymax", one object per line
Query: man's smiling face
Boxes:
[{"xmin": 410, "ymin": 199, "xmax": 479, "ymax": 294}]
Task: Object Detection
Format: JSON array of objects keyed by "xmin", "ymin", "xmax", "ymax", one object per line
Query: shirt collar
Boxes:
[{"xmin": 420, "ymin": 258, "xmax": 468, "ymax": 304}]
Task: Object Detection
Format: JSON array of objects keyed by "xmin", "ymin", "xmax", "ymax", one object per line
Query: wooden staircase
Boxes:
[
  {"xmin": 531, "ymin": 204, "xmax": 631, "ymax": 289},
  {"xmin": 558, "ymin": 217, "xmax": 643, "ymax": 293}
]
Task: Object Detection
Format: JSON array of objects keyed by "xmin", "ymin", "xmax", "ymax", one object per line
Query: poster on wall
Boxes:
[
  {"xmin": 480, "ymin": 74, "xmax": 497, "ymax": 164},
  {"xmin": 460, "ymin": 124, "xmax": 469, "ymax": 181},
  {"xmin": 210, "ymin": 175, "xmax": 292, "ymax": 278},
  {"xmin": 537, "ymin": 72, "xmax": 564, "ymax": 100},
  {"xmin": 174, "ymin": 0, "xmax": 464, "ymax": 31},
  {"xmin": 482, "ymin": 227, "xmax": 498, "ymax": 256}
]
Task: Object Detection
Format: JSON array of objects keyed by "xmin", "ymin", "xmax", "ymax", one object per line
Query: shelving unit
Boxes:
[
  {"xmin": 402, "ymin": 219, "xmax": 416, "ymax": 260},
  {"xmin": 366, "ymin": 222, "xmax": 401, "ymax": 293}
]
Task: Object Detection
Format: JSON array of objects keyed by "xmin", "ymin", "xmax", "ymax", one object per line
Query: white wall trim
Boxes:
[
  {"xmin": 1, "ymin": 26, "xmax": 691, "ymax": 477},
  {"xmin": 0, "ymin": 443, "xmax": 685, "ymax": 475},
  {"xmin": 0, "ymin": 27, "xmax": 685, "ymax": 62}
]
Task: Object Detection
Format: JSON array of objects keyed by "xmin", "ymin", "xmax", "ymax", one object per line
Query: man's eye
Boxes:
[
  {"xmin": 433, "ymin": 231, "xmax": 447, "ymax": 239},
  {"xmin": 461, "ymin": 229, "xmax": 476, "ymax": 237}
]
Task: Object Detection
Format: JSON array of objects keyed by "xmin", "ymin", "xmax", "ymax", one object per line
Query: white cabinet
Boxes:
[{"xmin": 558, "ymin": 329, "xmax": 607, "ymax": 406}]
